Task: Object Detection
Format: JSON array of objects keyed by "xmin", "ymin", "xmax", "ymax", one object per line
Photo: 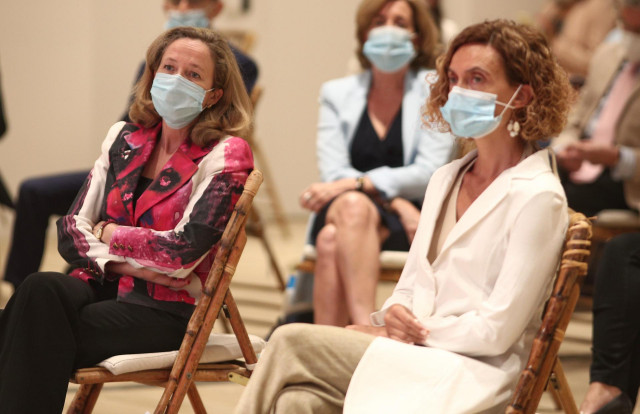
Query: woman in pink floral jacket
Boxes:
[{"xmin": 0, "ymin": 27, "xmax": 253, "ymax": 413}]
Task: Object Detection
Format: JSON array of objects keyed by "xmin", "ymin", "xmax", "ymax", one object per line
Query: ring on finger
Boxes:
[{"xmin": 303, "ymin": 192, "xmax": 312, "ymax": 201}]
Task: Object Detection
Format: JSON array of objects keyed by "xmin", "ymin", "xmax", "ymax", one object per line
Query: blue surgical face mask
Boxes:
[
  {"xmin": 151, "ymin": 73, "xmax": 213, "ymax": 129},
  {"xmin": 363, "ymin": 26, "xmax": 416, "ymax": 73},
  {"xmin": 440, "ymin": 85, "xmax": 522, "ymax": 139},
  {"xmin": 165, "ymin": 9, "xmax": 210, "ymax": 30}
]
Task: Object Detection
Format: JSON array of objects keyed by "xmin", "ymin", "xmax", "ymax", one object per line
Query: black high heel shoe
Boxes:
[{"xmin": 593, "ymin": 393, "xmax": 633, "ymax": 414}]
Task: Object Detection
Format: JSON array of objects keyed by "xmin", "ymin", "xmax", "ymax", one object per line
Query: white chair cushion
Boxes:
[
  {"xmin": 97, "ymin": 333, "xmax": 266, "ymax": 375},
  {"xmin": 302, "ymin": 244, "xmax": 408, "ymax": 269}
]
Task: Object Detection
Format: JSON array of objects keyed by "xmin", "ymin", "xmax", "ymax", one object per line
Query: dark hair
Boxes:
[{"xmin": 128, "ymin": 27, "xmax": 252, "ymax": 146}]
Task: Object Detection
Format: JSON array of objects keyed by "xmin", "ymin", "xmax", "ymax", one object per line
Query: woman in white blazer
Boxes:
[
  {"xmin": 235, "ymin": 19, "xmax": 575, "ymax": 414},
  {"xmin": 299, "ymin": 0, "xmax": 454, "ymax": 326}
]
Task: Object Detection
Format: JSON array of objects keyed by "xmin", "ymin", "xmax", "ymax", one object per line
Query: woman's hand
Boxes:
[
  {"xmin": 300, "ymin": 178, "xmax": 358, "ymax": 212},
  {"xmin": 575, "ymin": 141, "xmax": 620, "ymax": 166},
  {"xmin": 555, "ymin": 145, "xmax": 584, "ymax": 172},
  {"xmin": 390, "ymin": 198, "xmax": 420, "ymax": 244},
  {"xmin": 383, "ymin": 304, "xmax": 428, "ymax": 345},
  {"xmin": 346, "ymin": 324, "xmax": 389, "ymax": 337},
  {"xmin": 106, "ymin": 262, "xmax": 192, "ymax": 289},
  {"xmin": 556, "ymin": 141, "xmax": 620, "ymax": 173}
]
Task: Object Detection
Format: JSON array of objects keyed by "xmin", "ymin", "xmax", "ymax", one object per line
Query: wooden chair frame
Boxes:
[
  {"xmin": 219, "ymin": 29, "xmax": 256, "ymax": 54},
  {"xmin": 244, "ymin": 85, "xmax": 287, "ymax": 291},
  {"xmin": 507, "ymin": 211, "xmax": 592, "ymax": 414},
  {"xmin": 67, "ymin": 170, "xmax": 263, "ymax": 414}
]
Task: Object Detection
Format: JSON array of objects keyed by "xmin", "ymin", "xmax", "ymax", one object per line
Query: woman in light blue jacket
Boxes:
[{"xmin": 299, "ymin": 0, "xmax": 454, "ymax": 326}]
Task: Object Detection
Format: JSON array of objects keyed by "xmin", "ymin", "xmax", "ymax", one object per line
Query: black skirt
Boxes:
[{"xmin": 309, "ymin": 194, "xmax": 413, "ymax": 251}]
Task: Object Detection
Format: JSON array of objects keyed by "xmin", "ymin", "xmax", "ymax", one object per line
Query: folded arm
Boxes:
[{"xmin": 57, "ymin": 125, "xmax": 253, "ymax": 283}]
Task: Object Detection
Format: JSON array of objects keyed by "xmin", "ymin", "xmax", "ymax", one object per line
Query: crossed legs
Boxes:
[{"xmin": 313, "ymin": 192, "xmax": 387, "ymax": 326}]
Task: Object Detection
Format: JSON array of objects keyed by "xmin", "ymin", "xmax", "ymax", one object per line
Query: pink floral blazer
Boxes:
[{"xmin": 57, "ymin": 121, "xmax": 254, "ymax": 317}]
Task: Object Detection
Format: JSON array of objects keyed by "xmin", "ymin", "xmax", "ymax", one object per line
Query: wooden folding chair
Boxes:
[
  {"xmin": 507, "ymin": 210, "xmax": 592, "ymax": 414},
  {"xmin": 243, "ymin": 85, "xmax": 287, "ymax": 291},
  {"xmin": 67, "ymin": 170, "xmax": 264, "ymax": 414},
  {"xmin": 246, "ymin": 85, "xmax": 290, "ymax": 241}
]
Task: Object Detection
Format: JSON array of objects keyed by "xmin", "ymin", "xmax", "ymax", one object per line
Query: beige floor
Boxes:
[{"xmin": 0, "ymin": 206, "xmax": 637, "ymax": 413}]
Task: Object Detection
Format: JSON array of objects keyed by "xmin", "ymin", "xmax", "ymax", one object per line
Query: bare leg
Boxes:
[
  {"xmin": 314, "ymin": 224, "xmax": 350, "ymax": 326},
  {"xmin": 579, "ymin": 382, "xmax": 623, "ymax": 413},
  {"xmin": 326, "ymin": 192, "xmax": 382, "ymax": 325}
]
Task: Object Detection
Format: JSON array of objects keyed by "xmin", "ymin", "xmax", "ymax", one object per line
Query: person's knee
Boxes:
[
  {"xmin": 606, "ymin": 233, "xmax": 640, "ymax": 256},
  {"xmin": 17, "ymin": 178, "xmax": 46, "ymax": 203},
  {"xmin": 330, "ymin": 193, "xmax": 377, "ymax": 228},
  {"xmin": 270, "ymin": 323, "xmax": 312, "ymax": 346},
  {"xmin": 274, "ymin": 387, "xmax": 339, "ymax": 414},
  {"xmin": 315, "ymin": 224, "xmax": 337, "ymax": 258},
  {"xmin": 268, "ymin": 323, "xmax": 318, "ymax": 359},
  {"xmin": 18, "ymin": 272, "xmax": 72, "ymax": 298}
]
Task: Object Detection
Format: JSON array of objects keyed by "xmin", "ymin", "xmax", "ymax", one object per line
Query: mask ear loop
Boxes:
[
  {"xmin": 499, "ymin": 85, "xmax": 524, "ymax": 138},
  {"xmin": 495, "ymin": 84, "xmax": 523, "ymax": 116}
]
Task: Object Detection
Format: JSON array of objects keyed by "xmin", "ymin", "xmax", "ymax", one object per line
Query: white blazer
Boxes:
[
  {"xmin": 344, "ymin": 148, "xmax": 568, "ymax": 413},
  {"xmin": 316, "ymin": 69, "xmax": 454, "ymax": 201}
]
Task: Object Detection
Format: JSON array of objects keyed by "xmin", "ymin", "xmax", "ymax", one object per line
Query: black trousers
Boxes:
[
  {"xmin": 3, "ymin": 171, "xmax": 88, "ymax": 288},
  {"xmin": 559, "ymin": 168, "xmax": 629, "ymax": 218},
  {"xmin": 0, "ymin": 272, "xmax": 190, "ymax": 414},
  {"xmin": 590, "ymin": 233, "xmax": 640, "ymax": 405}
]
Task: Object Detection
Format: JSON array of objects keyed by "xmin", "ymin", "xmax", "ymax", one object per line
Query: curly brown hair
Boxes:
[
  {"xmin": 425, "ymin": 19, "xmax": 574, "ymax": 142},
  {"xmin": 355, "ymin": 0, "xmax": 440, "ymax": 70},
  {"xmin": 128, "ymin": 27, "xmax": 252, "ymax": 146}
]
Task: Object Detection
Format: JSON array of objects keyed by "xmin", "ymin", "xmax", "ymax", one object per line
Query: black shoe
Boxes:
[{"xmin": 593, "ymin": 393, "xmax": 633, "ymax": 414}]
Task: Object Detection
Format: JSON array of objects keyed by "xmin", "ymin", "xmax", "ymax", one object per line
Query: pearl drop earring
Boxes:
[{"xmin": 507, "ymin": 119, "xmax": 520, "ymax": 138}]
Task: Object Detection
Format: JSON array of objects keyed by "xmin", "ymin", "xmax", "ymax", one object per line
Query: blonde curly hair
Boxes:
[{"xmin": 425, "ymin": 19, "xmax": 574, "ymax": 142}]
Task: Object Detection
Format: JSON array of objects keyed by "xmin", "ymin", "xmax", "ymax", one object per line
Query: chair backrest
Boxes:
[
  {"xmin": 250, "ymin": 84, "xmax": 263, "ymax": 110},
  {"xmin": 155, "ymin": 169, "xmax": 263, "ymax": 413},
  {"xmin": 219, "ymin": 29, "xmax": 256, "ymax": 53},
  {"xmin": 506, "ymin": 211, "xmax": 592, "ymax": 413}
]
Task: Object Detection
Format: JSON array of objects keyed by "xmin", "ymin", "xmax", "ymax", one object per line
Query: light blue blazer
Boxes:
[{"xmin": 316, "ymin": 69, "xmax": 455, "ymax": 202}]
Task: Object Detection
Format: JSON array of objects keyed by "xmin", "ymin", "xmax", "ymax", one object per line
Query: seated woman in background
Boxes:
[
  {"xmin": 580, "ymin": 233, "xmax": 640, "ymax": 414},
  {"xmin": 300, "ymin": 0, "xmax": 454, "ymax": 326},
  {"xmin": 0, "ymin": 27, "xmax": 253, "ymax": 413},
  {"xmin": 236, "ymin": 19, "xmax": 572, "ymax": 414}
]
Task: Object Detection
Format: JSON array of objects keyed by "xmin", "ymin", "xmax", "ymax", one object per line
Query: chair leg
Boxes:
[
  {"xmin": 547, "ymin": 386, "xmax": 563, "ymax": 411},
  {"xmin": 187, "ymin": 383, "xmax": 207, "ymax": 414},
  {"xmin": 549, "ymin": 359, "xmax": 579, "ymax": 414},
  {"xmin": 250, "ymin": 138, "xmax": 290, "ymax": 238},
  {"xmin": 246, "ymin": 208, "xmax": 286, "ymax": 291},
  {"xmin": 67, "ymin": 383, "xmax": 104, "ymax": 414}
]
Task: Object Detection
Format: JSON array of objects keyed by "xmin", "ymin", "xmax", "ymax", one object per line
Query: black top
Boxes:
[
  {"xmin": 133, "ymin": 176, "xmax": 153, "ymax": 210},
  {"xmin": 350, "ymin": 106, "xmax": 403, "ymax": 172}
]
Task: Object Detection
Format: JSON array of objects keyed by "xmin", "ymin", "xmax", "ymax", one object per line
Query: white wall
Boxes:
[
  {"xmin": 0, "ymin": 1, "xmax": 163, "ymax": 187},
  {"xmin": 0, "ymin": 0, "xmax": 544, "ymax": 220},
  {"xmin": 442, "ymin": 0, "xmax": 544, "ymax": 29}
]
